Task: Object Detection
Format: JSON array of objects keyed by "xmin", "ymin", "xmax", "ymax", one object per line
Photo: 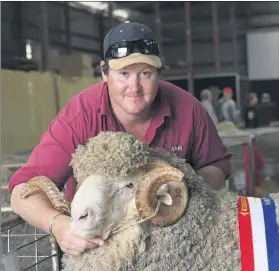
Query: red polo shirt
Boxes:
[{"xmin": 8, "ymin": 80, "xmax": 231, "ymax": 201}]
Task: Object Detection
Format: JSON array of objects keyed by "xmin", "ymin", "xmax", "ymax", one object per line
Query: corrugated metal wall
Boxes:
[{"xmin": 1, "ymin": 69, "xmax": 101, "ymax": 157}]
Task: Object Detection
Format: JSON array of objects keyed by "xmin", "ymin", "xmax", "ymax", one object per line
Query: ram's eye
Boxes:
[{"xmin": 126, "ymin": 183, "xmax": 134, "ymax": 189}]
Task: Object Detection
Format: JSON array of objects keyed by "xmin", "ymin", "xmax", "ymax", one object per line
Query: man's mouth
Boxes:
[{"xmin": 126, "ymin": 95, "xmax": 143, "ymax": 98}]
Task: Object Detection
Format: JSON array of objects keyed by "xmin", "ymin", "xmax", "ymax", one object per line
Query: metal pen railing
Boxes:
[
  {"xmin": 1, "ymin": 207, "xmax": 60, "ymax": 271},
  {"xmin": 1, "ymin": 157, "xmax": 61, "ymax": 271},
  {"xmin": 221, "ymin": 134, "xmax": 256, "ymax": 196}
]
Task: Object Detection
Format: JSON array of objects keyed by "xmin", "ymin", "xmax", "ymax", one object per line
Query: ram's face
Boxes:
[{"xmin": 70, "ymin": 172, "xmax": 145, "ymax": 239}]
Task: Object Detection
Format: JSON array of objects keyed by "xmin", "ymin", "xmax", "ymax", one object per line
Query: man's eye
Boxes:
[
  {"xmin": 120, "ymin": 72, "xmax": 128, "ymax": 77},
  {"xmin": 142, "ymin": 71, "xmax": 151, "ymax": 76}
]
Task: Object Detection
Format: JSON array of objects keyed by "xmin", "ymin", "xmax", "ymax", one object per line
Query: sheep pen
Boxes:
[{"xmin": 20, "ymin": 131, "xmax": 279, "ymax": 271}]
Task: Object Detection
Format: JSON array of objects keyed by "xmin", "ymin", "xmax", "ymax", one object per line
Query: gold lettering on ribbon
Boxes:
[{"xmin": 239, "ymin": 197, "xmax": 249, "ymax": 216}]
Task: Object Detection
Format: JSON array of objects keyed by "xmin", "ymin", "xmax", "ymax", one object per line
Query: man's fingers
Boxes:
[
  {"xmin": 69, "ymin": 235, "xmax": 99, "ymax": 250},
  {"xmin": 61, "ymin": 240, "xmax": 84, "ymax": 253},
  {"xmin": 85, "ymin": 241, "xmax": 99, "ymax": 249},
  {"xmin": 67, "ymin": 234, "xmax": 102, "ymax": 250},
  {"xmin": 89, "ymin": 236, "xmax": 104, "ymax": 246},
  {"xmin": 59, "ymin": 233, "xmax": 104, "ymax": 256},
  {"xmin": 71, "ymin": 234, "xmax": 104, "ymax": 248}
]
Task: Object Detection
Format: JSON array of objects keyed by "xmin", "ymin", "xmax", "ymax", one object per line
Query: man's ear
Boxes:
[{"xmin": 100, "ymin": 60, "xmax": 108, "ymax": 82}]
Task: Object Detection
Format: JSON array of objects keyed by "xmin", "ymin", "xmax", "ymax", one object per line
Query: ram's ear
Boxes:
[{"xmin": 157, "ymin": 184, "xmax": 173, "ymax": 205}]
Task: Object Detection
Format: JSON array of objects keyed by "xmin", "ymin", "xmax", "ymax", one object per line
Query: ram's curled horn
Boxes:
[
  {"xmin": 136, "ymin": 158, "xmax": 188, "ymax": 227},
  {"xmin": 20, "ymin": 176, "xmax": 71, "ymax": 215},
  {"xmin": 145, "ymin": 156, "xmax": 173, "ymax": 170}
]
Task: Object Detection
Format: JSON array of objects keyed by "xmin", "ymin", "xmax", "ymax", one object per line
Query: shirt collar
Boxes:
[{"xmin": 99, "ymin": 82, "xmax": 112, "ymax": 116}]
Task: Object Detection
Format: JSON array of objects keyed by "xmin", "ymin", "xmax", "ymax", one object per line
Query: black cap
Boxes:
[{"xmin": 103, "ymin": 21, "xmax": 157, "ymax": 58}]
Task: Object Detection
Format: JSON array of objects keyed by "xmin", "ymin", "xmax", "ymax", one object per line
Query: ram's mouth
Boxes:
[
  {"xmin": 70, "ymin": 221, "xmax": 95, "ymax": 231},
  {"xmin": 70, "ymin": 224, "xmax": 103, "ymax": 239}
]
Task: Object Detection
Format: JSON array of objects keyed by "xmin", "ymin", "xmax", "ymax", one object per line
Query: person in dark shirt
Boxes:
[
  {"xmin": 256, "ymin": 93, "xmax": 279, "ymax": 127},
  {"xmin": 209, "ymin": 85, "xmax": 223, "ymax": 122},
  {"xmin": 244, "ymin": 93, "xmax": 258, "ymax": 128}
]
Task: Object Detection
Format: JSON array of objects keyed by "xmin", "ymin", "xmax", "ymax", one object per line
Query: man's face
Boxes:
[
  {"xmin": 252, "ymin": 96, "xmax": 258, "ymax": 105},
  {"xmin": 224, "ymin": 92, "xmax": 232, "ymax": 99},
  {"xmin": 102, "ymin": 62, "xmax": 159, "ymax": 116}
]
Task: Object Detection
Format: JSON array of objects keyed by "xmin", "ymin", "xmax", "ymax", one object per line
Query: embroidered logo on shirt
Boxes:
[{"xmin": 171, "ymin": 146, "xmax": 183, "ymax": 152}]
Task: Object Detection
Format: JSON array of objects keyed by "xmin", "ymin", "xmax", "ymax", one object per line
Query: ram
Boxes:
[{"xmin": 21, "ymin": 131, "xmax": 279, "ymax": 271}]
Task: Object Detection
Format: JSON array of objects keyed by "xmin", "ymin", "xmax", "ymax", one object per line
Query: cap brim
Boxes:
[{"xmin": 108, "ymin": 53, "xmax": 162, "ymax": 70}]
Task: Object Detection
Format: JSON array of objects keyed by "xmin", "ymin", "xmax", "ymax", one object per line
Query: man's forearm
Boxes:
[
  {"xmin": 11, "ymin": 183, "xmax": 62, "ymax": 234},
  {"xmin": 196, "ymin": 166, "xmax": 226, "ymax": 190}
]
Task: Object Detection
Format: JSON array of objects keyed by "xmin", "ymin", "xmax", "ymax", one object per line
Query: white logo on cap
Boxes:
[
  {"xmin": 125, "ymin": 21, "xmax": 130, "ymax": 23},
  {"xmin": 118, "ymin": 47, "xmax": 128, "ymax": 57}
]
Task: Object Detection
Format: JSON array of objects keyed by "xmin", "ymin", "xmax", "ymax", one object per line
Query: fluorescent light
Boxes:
[
  {"xmin": 78, "ymin": 1, "xmax": 107, "ymax": 11},
  {"xmin": 26, "ymin": 40, "xmax": 32, "ymax": 60},
  {"xmin": 76, "ymin": 2, "xmax": 129, "ymax": 19},
  {"xmin": 113, "ymin": 9, "xmax": 129, "ymax": 19}
]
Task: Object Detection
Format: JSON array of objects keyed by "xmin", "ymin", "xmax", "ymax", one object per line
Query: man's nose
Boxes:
[{"xmin": 129, "ymin": 75, "xmax": 141, "ymax": 92}]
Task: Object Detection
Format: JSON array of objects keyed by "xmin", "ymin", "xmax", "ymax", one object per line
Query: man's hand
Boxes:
[
  {"xmin": 52, "ymin": 215, "xmax": 104, "ymax": 256},
  {"xmin": 11, "ymin": 184, "xmax": 104, "ymax": 257}
]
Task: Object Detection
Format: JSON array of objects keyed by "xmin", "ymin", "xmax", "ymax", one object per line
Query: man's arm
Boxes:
[
  {"xmin": 10, "ymin": 182, "xmax": 102, "ymax": 256},
  {"xmin": 9, "ymin": 111, "xmax": 103, "ymax": 255},
  {"xmin": 191, "ymin": 104, "xmax": 232, "ymax": 190},
  {"xmin": 11, "ymin": 183, "xmax": 67, "ymax": 234},
  {"xmin": 196, "ymin": 166, "xmax": 225, "ymax": 190},
  {"xmin": 228, "ymin": 101, "xmax": 240, "ymax": 125},
  {"xmin": 10, "ymin": 114, "xmax": 75, "ymax": 218}
]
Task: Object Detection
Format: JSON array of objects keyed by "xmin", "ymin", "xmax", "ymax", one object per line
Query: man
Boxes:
[
  {"xmin": 9, "ymin": 21, "xmax": 231, "ymax": 257},
  {"xmin": 244, "ymin": 92, "xmax": 258, "ymax": 128},
  {"xmin": 257, "ymin": 93, "xmax": 279, "ymax": 127},
  {"xmin": 200, "ymin": 88, "xmax": 219, "ymax": 126},
  {"xmin": 209, "ymin": 85, "xmax": 223, "ymax": 122},
  {"xmin": 220, "ymin": 87, "xmax": 240, "ymax": 125}
]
